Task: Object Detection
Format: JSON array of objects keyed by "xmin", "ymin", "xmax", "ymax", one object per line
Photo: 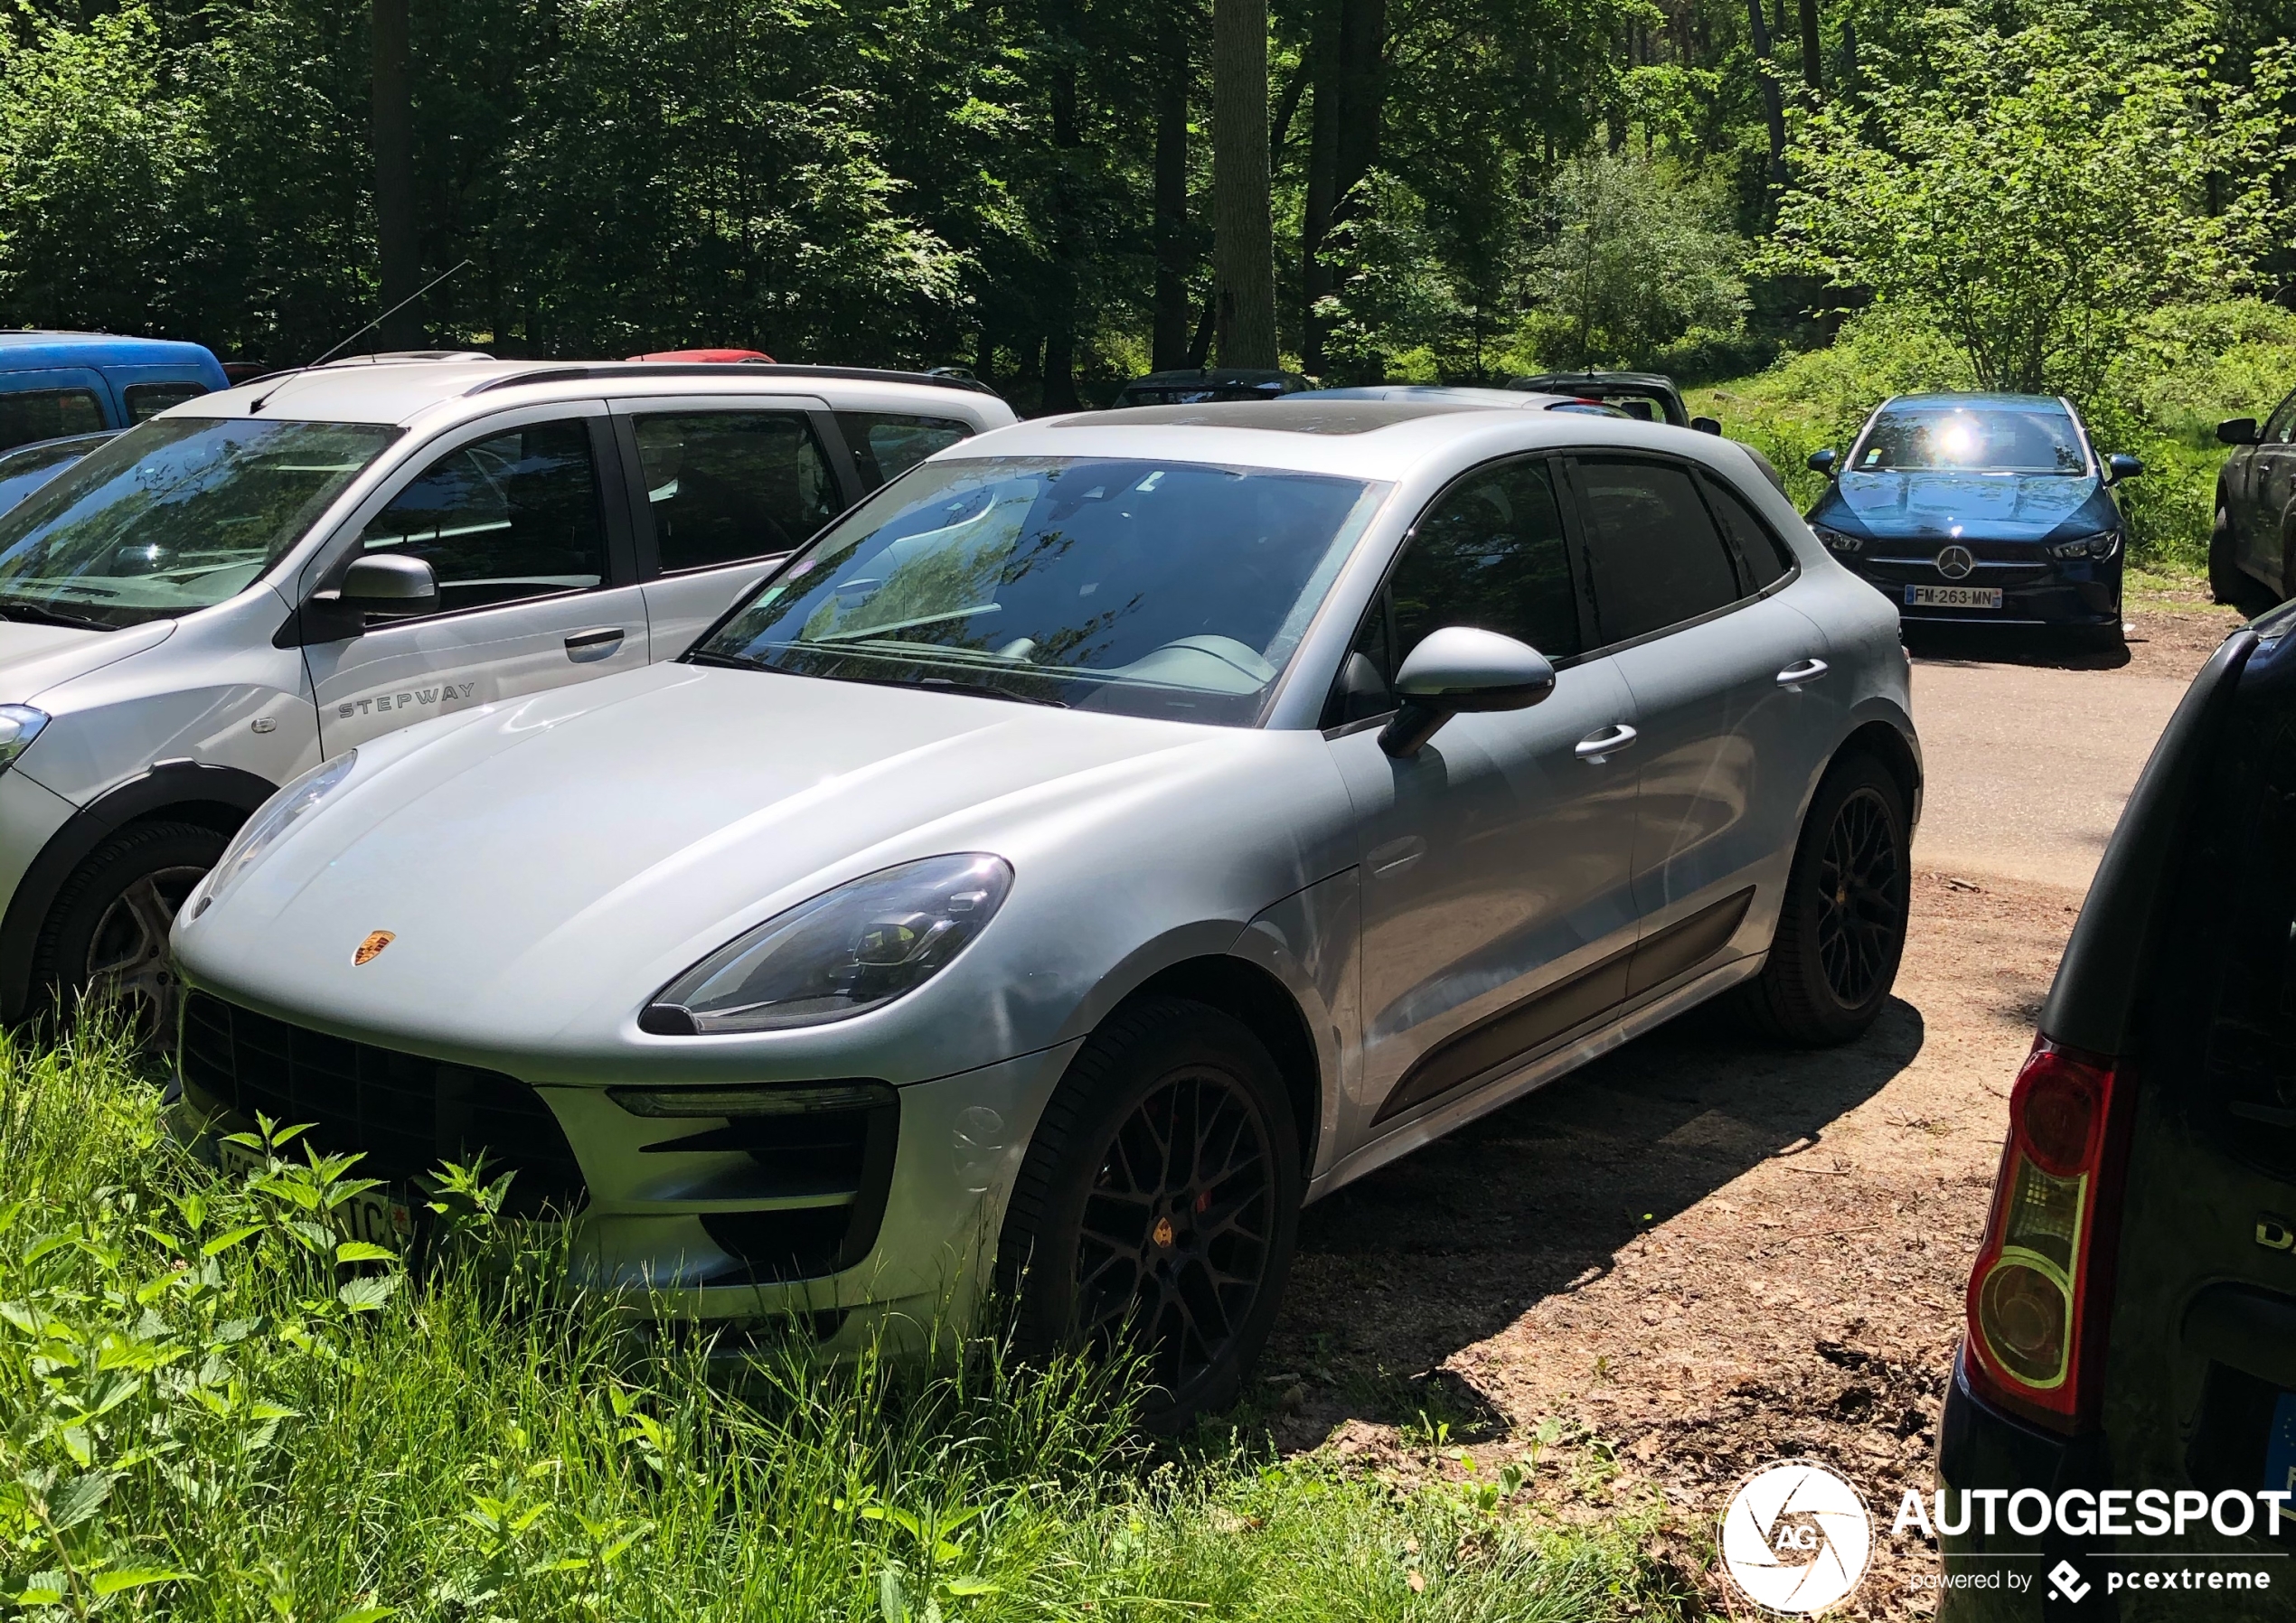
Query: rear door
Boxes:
[
  {"xmin": 306, "ymin": 403, "xmax": 651, "ymax": 753},
  {"xmin": 2100, "ymin": 655, "xmax": 2296, "ymax": 1610},
  {"xmin": 1566, "ymin": 454, "xmax": 1832, "ymax": 958},
  {"xmin": 2249, "ymin": 394, "xmax": 2296, "ymax": 590}
]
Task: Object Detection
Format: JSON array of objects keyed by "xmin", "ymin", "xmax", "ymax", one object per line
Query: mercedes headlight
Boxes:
[
  {"xmin": 640, "ymin": 853, "xmax": 1014, "ymax": 1036},
  {"xmin": 2049, "ymin": 531, "xmax": 2119, "ymax": 560},
  {"xmin": 1812, "ymin": 525, "xmax": 1862, "ymax": 554},
  {"xmin": 193, "ymin": 749, "xmax": 359, "ymax": 915},
  {"xmin": 0, "ymin": 706, "xmax": 47, "ymax": 774}
]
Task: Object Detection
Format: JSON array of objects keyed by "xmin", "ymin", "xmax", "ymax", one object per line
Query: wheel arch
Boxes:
[
  {"xmin": 1836, "ymin": 713, "xmax": 1922, "ymax": 830},
  {"xmin": 0, "ymin": 762, "xmax": 277, "ymax": 1020},
  {"xmin": 1107, "ymin": 954, "xmax": 1322, "ymax": 1177}
]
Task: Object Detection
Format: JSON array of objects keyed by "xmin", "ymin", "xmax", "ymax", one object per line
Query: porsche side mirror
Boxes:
[
  {"xmin": 2105, "ymin": 453, "xmax": 2144, "ymax": 484},
  {"xmin": 2217, "ymin": 417, "xmax": 2261, "ymax": 446},
  {"xmin": 1379, "ymin": 627, "xmax": 1557, "ymax": 757},
  {"xmin": 1690, "ymin": 416, "xmax": 1722, "ymax": 436},
  {"xmin": 1807, "ymin": 448, "xmax": 1840, "ymax": 477}
]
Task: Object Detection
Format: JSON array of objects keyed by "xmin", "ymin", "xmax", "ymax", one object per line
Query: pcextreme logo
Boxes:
[{"xmin": 1719, "ymin": 1460, "xmax": 1873, "ymax": 1614}]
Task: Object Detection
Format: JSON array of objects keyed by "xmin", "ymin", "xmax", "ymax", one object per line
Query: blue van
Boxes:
[{"xmin": 0, "ymin": 332, "xmax": 228, "ymax": 454}]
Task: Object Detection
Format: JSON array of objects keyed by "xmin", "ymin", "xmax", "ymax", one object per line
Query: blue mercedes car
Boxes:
[{"xmin": 1803, "ymin": 392, "xmax": 2140, "ymax": 647}]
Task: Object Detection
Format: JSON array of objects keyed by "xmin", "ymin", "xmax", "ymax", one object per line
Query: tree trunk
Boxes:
[
  {"xmin": 1332, "ymin": 0, "xmax": 1383, "ymax": 206},
  {"xmin": 1211, "ymin": 0, "xmax": 1276, "ymax": 367},
  {"xmin": 1042, "ymin": 0, "xmax": 1083, "ymax": 411},
  {"xmin": 371, "ymin": 0, "xmax": 421, "ymax": 351},
  {"xmin": 1299, "ymin": 0, "xmax": 1341, "ymax": 375},
  {"xmin": 1797, "ymin": 0, "xmax": 1822, "ymax": 90},
  {"xmin": 1152, "ymin": 7, "xmax": 1194, "ymax": 372},
  {"xmin": 1744, "ymin": 0, "xmax": 1787, "ymax": 198}
]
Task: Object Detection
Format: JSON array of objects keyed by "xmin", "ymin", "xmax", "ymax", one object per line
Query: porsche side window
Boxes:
[
  {"xmin": 1699, "ymin": 472, "xmax": 1794, "ymax": 594},
  {"xmin": 634, "ymin": 411, "xmax": 838, "ymax": 573},
  {"xmin": 359, "ymin": 419, "xmax": 607, "ymax": 614},
  {"xmin": 1574, "ymin": 456, "xmax": 1739, "ymax": 643},
  {"xmin": 1388, "ymin": 458, "xmax": 1581, "ymax": 664},
  {"xmin": 2266, "ymin": 391, "xmax": 2296, "ymax": 446}
]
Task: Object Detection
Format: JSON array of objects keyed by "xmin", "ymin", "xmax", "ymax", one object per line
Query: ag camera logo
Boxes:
[{"xmin": 1720, "ymin": 1460, "xmax": 1873, "ymax": 1614}]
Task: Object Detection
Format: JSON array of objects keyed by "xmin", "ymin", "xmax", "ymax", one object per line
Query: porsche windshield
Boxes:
[
  {"xmin": 698, "ymin": 456, "xmax": 1388, "ymax": 725},
  {"xmin": 0, "ymin": 417, "xmax": 400, "ymax": 629},
  {"xmin": 1851, "ymin": 404, "xmax": 2085, "ymax": 475}
]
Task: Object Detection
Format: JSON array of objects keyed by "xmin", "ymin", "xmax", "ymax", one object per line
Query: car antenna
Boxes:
[{"xmin": 249, "ymin": 258, "xmax": 472, "ymax": 413}]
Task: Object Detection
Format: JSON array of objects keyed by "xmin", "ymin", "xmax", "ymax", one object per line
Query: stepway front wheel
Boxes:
[
  {"xmin": 1739, "ymin": 753, "xmax": 1910, "ymax": 1046},
  {"xmin": 997, "ymin": 996, "xmax": 1301, "ymax": 1430}
]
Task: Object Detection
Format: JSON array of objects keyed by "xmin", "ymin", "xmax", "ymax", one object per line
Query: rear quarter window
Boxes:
[{"xmin": 0, "ymin": 389, "xmax": 104, "ymax": 453}]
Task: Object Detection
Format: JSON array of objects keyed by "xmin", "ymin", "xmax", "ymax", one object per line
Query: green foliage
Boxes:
[
  {"xmin": 0, "ymin": 1026, "xmax": 1693, "ymax": 1619},
  {"xmin": 1762, "ymin": 3, "xmax": 2296, "ymax": 397},
  {"xmin": 1518, "ymin": 150, "xmax": 1748, "ymax": 371}
]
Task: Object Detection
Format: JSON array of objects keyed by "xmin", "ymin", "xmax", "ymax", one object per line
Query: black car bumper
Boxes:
[
  {"xmin": 1936, "ymin": 1346, "xmax": 2116, "ymax": 1619},
  {"xmin": 1839, "ymin": 551, "xmax": 2123, "ymax": 629}
]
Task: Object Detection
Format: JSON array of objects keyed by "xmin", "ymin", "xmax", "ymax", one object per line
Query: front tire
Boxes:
[
  {"xmin": 34, "ymin": 821, "xmax": 223, "ymax": 1042},
  {"xmin": 2210, "ymin": 507, "xmax": 2244, "ymax": 605},
  {"xmin": 997, "ymin": 996, "xmax": 1302, "ymax": 1429},
  {"xmin": 1740, "ymin": 753, "xmax": 1910, "ymax": 1046}
]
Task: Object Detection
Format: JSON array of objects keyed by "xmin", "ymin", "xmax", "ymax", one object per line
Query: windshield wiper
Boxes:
[
  {"xmin": 0, "ymin": 599, "xmax": 113, "ymax": 632},
  {"xmin": 917, "ymin": 677, "xmax": 1067, "ymax": 708},
  {"xmin": 684, "ymin": 649, "xmax": 767, "ymax": 672}
]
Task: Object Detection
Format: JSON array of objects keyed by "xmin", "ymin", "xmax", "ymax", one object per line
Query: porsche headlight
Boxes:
[
  {"xmin": 194, "ymin": 749, "xmax": 359, "ymax": 915},
  {"xmin": 640, "ymin": 853, "xmax": 1014, "ymax": 1036},
  {"xmin": 0, "ymin": 706, "xmax": 48, "ymax": 774}
]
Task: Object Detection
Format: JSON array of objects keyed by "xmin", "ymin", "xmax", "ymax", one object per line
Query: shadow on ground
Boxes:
[
  {"xmin": 1901, "ymin": 622, "xmax": 2130, "ymax": 671},
  {"xmin": 1254, "ymin": 996, "xmax": 1925, "ymax": 1431}
]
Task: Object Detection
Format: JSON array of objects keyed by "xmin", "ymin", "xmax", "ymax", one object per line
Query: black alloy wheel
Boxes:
[
  {"xmin": 35, "ymin": 821, "xmax": 226, "ymax": 1044},
  {"xmin": 1812, "ymin": 784, "xmax": 1903, "ymax": 1009},
  {"xmin": 1000, "ymin": 997, "xmax": 1302, "ymax": 1427},
  {"xmin": 1739, "ymin": 753, "xmax": 1910, "ymax": 1046},
  {"xmin": 1074, "ymin": 1071, "xmax": 1278, "ymax": 1394}
]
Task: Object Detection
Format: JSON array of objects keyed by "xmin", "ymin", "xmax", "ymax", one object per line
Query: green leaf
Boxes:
[
  {"xmin": 201, "ymin": 1224, "xmax": 264, "ymax": 1257},
  {"xmin": 338, "ymin": 1275, "xmax": 400, "ymax": 1312},
  {"xmin": 334, "ymin": 1242, "xmax": 397, "ymax": 1263},
  {"xmin": 14, "ymin": 1571, "xmax": 67, "ymax": 1606},
  {"xmin": 941, "ymin": 1576, "xmax": 999, "ymax": 1597},
  {"xmin": 329, "ymin": 1607, "xmax": 396, "ymax": 1623},
  {"xmin": 47, "ymin": 1468, "xmax": 113, "ymax": 1530},
  {"xmin": 90, "ymin": 1566, "xmax": 191, "ymax": 1597}
]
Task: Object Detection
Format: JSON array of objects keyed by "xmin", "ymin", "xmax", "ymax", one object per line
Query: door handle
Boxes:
[
  {"xmin": 564, "ymin": 627, "xmax": 626, "ymax": 663},
  {"xmin": 1775, "ymin": 658, "xmax": 1830, "ymax": 688},
  {"xmin": 1575, "ymin": 723, "xmax": 1637, "ymax": 762}
]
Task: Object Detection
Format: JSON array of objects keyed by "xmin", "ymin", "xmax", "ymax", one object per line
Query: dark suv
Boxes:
[{"xmin": 1938, "ymin": 605, "xmax": 2296, "ymax": 1618}]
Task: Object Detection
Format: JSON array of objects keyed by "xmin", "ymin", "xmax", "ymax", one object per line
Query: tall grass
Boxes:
[{"xmin": 0, "ymin": 1030, "xmax": 1694, "ymax": 1621}]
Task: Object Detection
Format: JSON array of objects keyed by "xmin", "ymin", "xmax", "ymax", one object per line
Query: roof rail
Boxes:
[{"xmin": 465, "ymin": 362, "xmax": 999, "ymax": 398}]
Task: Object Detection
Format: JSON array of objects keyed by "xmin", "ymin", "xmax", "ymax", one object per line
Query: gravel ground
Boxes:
[{"xmin": 1256, "ymin": 588, "xmax": 2252, "ymax": 1618}]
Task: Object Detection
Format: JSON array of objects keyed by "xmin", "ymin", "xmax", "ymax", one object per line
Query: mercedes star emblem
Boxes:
[{"xmin": 1935, "ymin": 544, "xmax": 1976, "ymax": 581}]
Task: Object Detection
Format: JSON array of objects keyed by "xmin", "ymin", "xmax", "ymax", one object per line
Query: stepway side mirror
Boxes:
[
  {"xmin": 1807, "ymin": 448, "xmax": 1840, "ymax": 477},
  {"xmin": 2216, "ymin": 417, "xmax": 2260, "ymax": 446},
  {"xmin": 338, "ymin": 553, "xmax": 440, "ymax": 615},
  {"xmin": 2105, "ymin": 453, "xmax": 2145, "ymax": 484},
  {"xmin": 1690, "ymin": 416, "xmax": 1722, "ymax": 436},
  {"xmin": 1379, "ymin": 627, "xmax": 1556, "ymax": 758}
]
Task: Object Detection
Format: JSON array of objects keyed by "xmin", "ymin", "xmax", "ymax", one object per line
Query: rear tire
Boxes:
[
  {"xmin": 1739, "ymin": 754, "xmax": 1910, "ymax": 1046},
  {"xmin": 997, "ymin": 996, "xmax": 1301, "ymax": 1430},
  {"xmin": 2210, "ymin": 508, "xmax": 2244, "ymax": 605},
  {"xmin": 34, "ymin": 821, "xmax": 223, "ymax": 1043}
]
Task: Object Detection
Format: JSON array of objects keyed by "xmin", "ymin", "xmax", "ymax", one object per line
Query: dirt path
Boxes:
[{"xmin": 1260, "ymin": 589, "xmax": 2250, "ymax": 1618}]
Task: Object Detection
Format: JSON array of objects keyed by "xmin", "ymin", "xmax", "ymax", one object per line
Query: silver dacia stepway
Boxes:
[
  {"xmin": 173, "ymin": 398, "xmax": 1919, "ymax": 1422},
  {"xmin": 0, "ymin": 356, "xmax": 1012, "ymax": 1032}
]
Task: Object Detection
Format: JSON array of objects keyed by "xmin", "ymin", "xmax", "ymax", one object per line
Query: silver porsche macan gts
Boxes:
[{"xmin": 169, "ymin": 397, "xmax": 1919, "ymax": 1422}]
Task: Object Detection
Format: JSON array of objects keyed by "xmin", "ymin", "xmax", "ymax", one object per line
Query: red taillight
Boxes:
[{"xmin": 1962, "ymin": 1037, "xmax": 2131, "ymax": 1431}]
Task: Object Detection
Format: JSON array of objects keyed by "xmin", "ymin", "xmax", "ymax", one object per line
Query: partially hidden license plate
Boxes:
[
  {"xmin": 1905, "ymin": 584, "xmax": 2003, "ymax": 610},
  {"xmin": 217, "ymin": 1134, "xmax": 415, "ymax": 1250}
]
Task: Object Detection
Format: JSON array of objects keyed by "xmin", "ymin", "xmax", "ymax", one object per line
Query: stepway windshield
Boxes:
[
  {"xmin": 0, "ymin": 417, "xmax": 400, "ymax": 629},
  {"xmin": 1852, "ymin": 405, "xmax": 2086, "ymax": 475},
  {"xmin": 697, "ymin": 456, "xmax": 1389, "ymax": 725}
]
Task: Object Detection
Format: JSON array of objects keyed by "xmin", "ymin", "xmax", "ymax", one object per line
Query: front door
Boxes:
[
  {"xmin": 307, "ymin": 412, "xmax": 649, "ymax": 753},
  {"xmin": 1568, "ymin": 454, "xmax": 1830, "ymax": 952},
  {"xmin": 1327, "ymin": 455, "xmax": 1642, "ymax": 1148}
]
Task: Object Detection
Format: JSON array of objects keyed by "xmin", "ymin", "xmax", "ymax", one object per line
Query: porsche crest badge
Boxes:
[{"xmin": 353, "ymin": 930, "xmax": 396, "ymax": 966}]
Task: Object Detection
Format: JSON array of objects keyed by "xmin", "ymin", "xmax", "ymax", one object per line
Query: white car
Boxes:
[
  {"xmin": 172, "ymin": 397, "xmax": 1919, "ymax": 1421},
  {"xmin": 0, "ymin": 356, "xmax": 1012, "ymax": 1031}
]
